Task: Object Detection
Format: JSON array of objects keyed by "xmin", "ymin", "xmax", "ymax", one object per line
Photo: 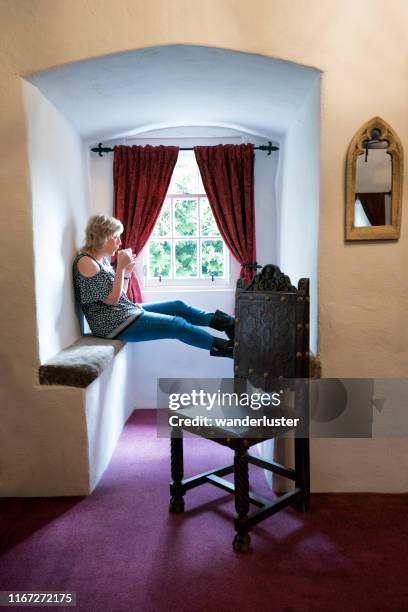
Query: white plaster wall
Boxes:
[
  {"xmin": 85, "ymin": 344, "xmax": 135, "ymax": 489},
  {"xmin": 277, "ymin": 78, "xmax": 320, "ymax": 352},
  {"xmin": 0, "ymin": 78, "xmax": 94, "ymax": 496},
  {"xmin": 23, "ymin": 81, "xmax": 91, "ymax": 363},
  {"xmin": 21, "ymin": 84, "xmax": 141, "ymax": 495}
]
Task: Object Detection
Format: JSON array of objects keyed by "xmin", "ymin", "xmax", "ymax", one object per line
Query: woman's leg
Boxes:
[
  {"xmin": 141, "ymin": 300, "xmax": 214, "ymax": 326},
  {"xmin": 116, "ymin": 310, "xmax": 214, "ymax": 350},
  {"xmin": 142, "ymin": 301, "xmax": 234, "ymax": 339}
]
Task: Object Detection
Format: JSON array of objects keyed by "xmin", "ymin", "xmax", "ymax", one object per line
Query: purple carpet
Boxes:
[{"xmin": 1, "ymin": 410, "xmax": 407, "ymax": 612}]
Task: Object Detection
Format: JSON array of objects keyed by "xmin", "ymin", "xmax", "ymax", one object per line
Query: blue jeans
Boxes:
[{"xmin": 116, "ymin": 300, "xmax": 215, "ymax": 350}]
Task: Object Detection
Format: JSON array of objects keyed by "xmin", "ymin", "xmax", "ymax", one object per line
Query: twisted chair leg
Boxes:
[
  {"xmin": 169, "ymin": 433, "xmax": 185, "ymax": 513},
  {"xmin": 295, "ymin": 436, "xmax": 310, "ymax": 512},
  {"xmin": 233, "ymin": 444, "xmax": 251, "ymax": 552}
]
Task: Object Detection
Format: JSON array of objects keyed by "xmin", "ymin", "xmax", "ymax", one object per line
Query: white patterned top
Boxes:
[{"xmin": 73, "ymin": 252, "xmax": 143, "ymax": 338}]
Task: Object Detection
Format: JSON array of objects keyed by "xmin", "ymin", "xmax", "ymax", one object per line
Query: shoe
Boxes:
[
  {"xmin": 209, "ymin": 337, "xmax": 234, "ymax": 359},
  {"xmin": 209, "ymin": 310, "xmax": 235, "ymax": 341}
]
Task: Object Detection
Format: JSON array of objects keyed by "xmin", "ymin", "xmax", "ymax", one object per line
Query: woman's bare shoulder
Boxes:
[{"xmin": 76, "ymin": 255, "xmax": 100, "ymax": 278}]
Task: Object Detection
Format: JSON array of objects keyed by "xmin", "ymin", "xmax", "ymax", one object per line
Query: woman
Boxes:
[{"xmin": 73, "ymin": 215, "xmax": 235, "ymax": 357}]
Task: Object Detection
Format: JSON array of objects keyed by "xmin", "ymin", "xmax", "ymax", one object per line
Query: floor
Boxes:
[{"xmin": 0, "ymin": 410, "xmax": 407, "ymax": 612}]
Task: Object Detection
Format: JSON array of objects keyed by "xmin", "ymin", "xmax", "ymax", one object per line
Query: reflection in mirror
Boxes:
[
  {"xmin": 354, "ymin": 148, "xmax": 392, "ymax": 227},
  {"xmin": 346, "ymin": 117, "xmax": 403, "ymax": 241}
]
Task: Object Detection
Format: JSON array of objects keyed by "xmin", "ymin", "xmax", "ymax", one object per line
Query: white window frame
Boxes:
[{"xmin": 143, "ymin": 157, "xmax": 231, "ymax": 289}]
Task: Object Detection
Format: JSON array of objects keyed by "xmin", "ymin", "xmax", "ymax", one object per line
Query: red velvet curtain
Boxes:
[
  {"xmin": 113, "ymin": 145, "xmax": 179, "ymax": 302},
  {"xmin": 356, "ymin": 193, "xmax": 386, "ymax": 226},
  {"xmin": 194, "ymin": 144, "xmax": 256, "ymax": 283}
]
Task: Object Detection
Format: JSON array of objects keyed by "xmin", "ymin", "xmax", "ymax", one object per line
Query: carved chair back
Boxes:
[{"xmin": 234, "ymin": 265, "xmax": 309, "ymax": 390}]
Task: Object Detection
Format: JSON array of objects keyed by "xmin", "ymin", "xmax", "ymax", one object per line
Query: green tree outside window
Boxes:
[{"xmin": 147, "ymin": 152, "xmax": 227, "ymax": 281}]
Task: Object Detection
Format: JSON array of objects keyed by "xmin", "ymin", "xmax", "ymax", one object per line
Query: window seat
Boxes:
[
  {"xmin": 39, "ymin": 337, "xmax": 125, "ymax": 388},
  {"xmin": 36, "ymin": 335, "xmax": 134, "ymax": 495}
]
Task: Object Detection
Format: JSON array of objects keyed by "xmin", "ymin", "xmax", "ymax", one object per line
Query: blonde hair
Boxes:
[{"xmin": 81, "ymin": 215, "xmax": 123, "ymax": 252}]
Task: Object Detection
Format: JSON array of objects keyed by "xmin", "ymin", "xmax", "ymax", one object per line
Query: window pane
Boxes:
[
  {"xmin": 148, "ymin": 240, "xmax": 171, "ymax": 277},
  {"xmin": 174, "ymin": 199, "xmax": 197, "ymax": 236},
  {"xmin": 168, "ymin": 153, "xmax": 198, "ymax": 194},
  {"xmin": 197, "ymin": 165, "xmax": 205, "ymax": 193},
  {"xmin": 175, "ymin": 240, "xmax": 198, "ymax": 277},
  {"xmin": 201, "ymin": 240, "xmax": 224, "ymax": 277},
  {"xmin": 152, "ymin": 200, "xmax": 171, "ymax": 236},
  {"xmin": 200, "ymin": 199, "xmax": 220, "ymax": 236}
]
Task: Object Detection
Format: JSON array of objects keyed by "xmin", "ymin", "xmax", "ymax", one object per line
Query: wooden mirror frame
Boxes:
[{"xmin": 345, "ymin": 116, "xmax": 404, "ymax": 241}]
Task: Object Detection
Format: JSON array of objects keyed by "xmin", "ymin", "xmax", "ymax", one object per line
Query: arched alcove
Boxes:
[{"xmin": 24, "ymin": 45, "xmax": 320, "ymax": 384}]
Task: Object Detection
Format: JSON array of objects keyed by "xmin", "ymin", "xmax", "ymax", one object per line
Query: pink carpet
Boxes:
[{"xmin": 1, "ymin": 410, "xmax": 407, "ymax": 612}]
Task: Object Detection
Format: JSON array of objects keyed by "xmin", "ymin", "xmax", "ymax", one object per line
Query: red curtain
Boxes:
[
  {"xmin": 113, "ymin": 145, "xmax": 179, "ymax": 302},
  {"xmin": 356, "ymin": 193, "xmax": 386, "ymax": 226},
  {"xmin": 194, "ymin": 144, "xmax": 256, "ymax": 283}
]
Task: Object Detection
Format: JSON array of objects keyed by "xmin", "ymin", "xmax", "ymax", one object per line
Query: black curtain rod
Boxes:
[{"xmin": 91, "ymin": 141, "xmax": 279, "ymax": 157}]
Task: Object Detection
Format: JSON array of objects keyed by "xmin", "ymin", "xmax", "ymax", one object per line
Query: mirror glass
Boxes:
[{"xmin": 354, "ymin": 140, "xmax": 391, "ymax": 227}]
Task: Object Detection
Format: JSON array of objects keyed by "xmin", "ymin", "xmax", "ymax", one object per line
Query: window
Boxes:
[{"xmin": 144, "ymin": 151, "xmax": 230, "ymax": 287}]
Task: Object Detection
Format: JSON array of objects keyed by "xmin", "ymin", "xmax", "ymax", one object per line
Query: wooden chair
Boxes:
[{"xmin": 169, "ymin": 265, "xmax": 310, "ymax": 552}]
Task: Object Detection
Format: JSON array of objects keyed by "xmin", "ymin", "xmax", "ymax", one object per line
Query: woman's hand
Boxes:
[
  {"xmin": 103, "ymin": 249, "xmax": 134, "ymax": 305},
  {"xmin": 125, "ymin": 254, "xmax": 137, "ymax": 274},
  {"xmin": 117, "ymin": 249, "xmax": 133, "ymax": 270}
]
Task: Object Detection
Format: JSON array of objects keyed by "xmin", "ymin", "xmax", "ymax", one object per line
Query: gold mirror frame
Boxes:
[{"xmin": 345, "ymin": 116, "xmax": 404, "ymax": 241}]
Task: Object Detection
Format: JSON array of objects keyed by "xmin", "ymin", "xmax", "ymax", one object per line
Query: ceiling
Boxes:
[{"xmin": 28, "ymin": 45, "xmax": 320, "ymax": 143}]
